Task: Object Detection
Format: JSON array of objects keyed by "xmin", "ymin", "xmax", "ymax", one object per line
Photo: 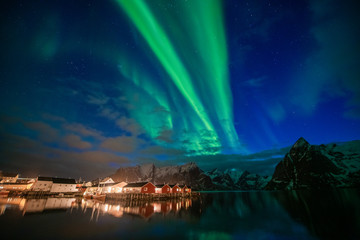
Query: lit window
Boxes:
[{"xmin": 144, "ymin": 187, "xmax": 148, "ymax": 191}]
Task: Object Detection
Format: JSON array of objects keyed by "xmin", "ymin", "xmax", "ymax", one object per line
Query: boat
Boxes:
[{"xmin": 84, "ymin": 193, "xmax": 106, "ymax": 201}]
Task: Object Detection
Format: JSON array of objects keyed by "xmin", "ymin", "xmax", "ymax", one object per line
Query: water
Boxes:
[{"xmin": 0, "ymin": 189, "xmax": 359, "ymax": 240}]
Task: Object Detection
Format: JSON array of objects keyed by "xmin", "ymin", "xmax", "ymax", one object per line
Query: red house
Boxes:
[
  {"xmin": 123, "ymin": 182, "xmax": 156, "ymax": 193},
  {"xmin": 179, "ymin": 185, "xmax": 191, "ymax": 193},
  {"xmin": 155, "ymin": 184, "xmax": 171, "ymax": 193},
  {"xmin": 169, "ymin": 184, "xmax": 182, "ymax": 193}
]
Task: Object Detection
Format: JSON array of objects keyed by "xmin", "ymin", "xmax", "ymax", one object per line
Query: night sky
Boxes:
[{"xmin": 1, "ymin": 0, "xmax": 359, "ymax": 179}]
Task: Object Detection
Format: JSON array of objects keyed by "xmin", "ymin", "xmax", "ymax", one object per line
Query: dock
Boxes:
[{"xmin": 105, "ymin": 192, "xmax": 198, "ymax": 202}]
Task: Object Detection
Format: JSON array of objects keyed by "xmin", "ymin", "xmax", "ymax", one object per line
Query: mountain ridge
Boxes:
[{"xmin": 108, "ymin": 138, "xmax": 360, "ymax": 191}]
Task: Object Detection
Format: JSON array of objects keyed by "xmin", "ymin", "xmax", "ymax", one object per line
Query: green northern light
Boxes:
[{"xmin": 116, "ymin": 0, "xmax": 241, "ymax": 154}]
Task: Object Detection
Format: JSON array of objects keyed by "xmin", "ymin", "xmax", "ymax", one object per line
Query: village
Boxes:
[{"xmin": 0, "ymin": 172, "xmax": 192, "ymax": 201}]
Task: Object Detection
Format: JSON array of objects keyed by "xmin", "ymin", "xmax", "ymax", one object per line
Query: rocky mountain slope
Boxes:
[
  {"xmin": 110, "ymin": 162, "xmax": 269, "ymax": 191},
  {"xmin": 109, "ymin": 138, "xmax": 359, "ymax": 191},
  {"xmin": 266, "ymin": 137, "xmax": 360, "ymax": 190},
  {"xmin": 205, "ymin": 168, "xmax": 270, "ymax": 190},
  {"xmin": 110, "ymin": 162, "xmax": 213, "ymax": 190}
]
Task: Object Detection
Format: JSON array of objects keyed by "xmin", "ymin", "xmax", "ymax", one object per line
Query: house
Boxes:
[
  {"xmin": 155, "ymin": 184, "xmax": 171, "ymax": 193},
  {"xmin": 50, "ymin": 178, "xmax": 77, "ymax": 193},
  {"xmin": 106, "ymin": 181, "xmax": 127, "ymax": 193},
  {"xmin": 179, "ymin": 185, "xmax": 191, "ymax": 193},
  {"xmin": 0, "ymin": 172, "xmax": 19, "ymax": 183},
  {"xmin": 123, "ymin": 182, "xmax": 156, "ymax": 193},
  {"xmin": 0, "ymin": 182, "xmax": 33, "ymax": 191},
  {"xmin": 169, "ymin": 184, "xmax": 182, "ymax": 193},
  {"xmin": 85, "ymin": 181, "xmax": 127, "ymax": 195},
  {"xmin": 98, "ymin": 181, "xmax": 127, "ymax": 194},
  {"xmin": 31, "ymin": 177, "xmax": 78, "ymax": 193},
  {"xmin": 100, "ymin": 177, "xmax": 114, "ymax": 184},
  {"xmin": 31, "ymin": 177, "xmax": 53, "ymax": 192}
]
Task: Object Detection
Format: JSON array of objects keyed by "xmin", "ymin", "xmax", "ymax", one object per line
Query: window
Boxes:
[
  {"xmin": 167, "ymin": 188, "xmax": 170, "ymax": 191},
  {"xmin": 143, "ymin": 187, "xmax": 148, "ymax": 191}
]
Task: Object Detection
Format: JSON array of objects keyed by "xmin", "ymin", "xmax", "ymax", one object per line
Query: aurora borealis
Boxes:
[{"xmin": 1, "ymin": 0, "xmax": 360, "ymax": 178}]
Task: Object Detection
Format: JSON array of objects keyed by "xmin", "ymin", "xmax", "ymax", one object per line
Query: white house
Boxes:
[
  {"xmin": 31, "ymin": 177, "xmax": 77, "ymax": 193},
  {"xmin": 103, "ymin": 181, "xmax": 127, "ymax": 193},
  {"xmin": 50, "ymin": 178, "xmax": 77, "ymax": 193},
  {"xmin": 100, "ymin": 177, "xmax": 114, "ymax": 184},
  {"xmin": 84, "ymin": 181, "xmax": 127, "ymax": 195},
  {"xmin": 31, "ymin": 177, "xmax": 53, "ymax": 191}
]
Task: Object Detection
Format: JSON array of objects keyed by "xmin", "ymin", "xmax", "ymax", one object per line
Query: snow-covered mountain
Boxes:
[
  {"xmin": 110, "ymin": 162, "xmax": 213, "ymax": 190},
  {"xmin": 110, "ymin": 162, "xmax": 269, "ymax": 190},
  {"xmin": 205, "ymin": 168, "xmax": 270, "ymax": 190},
  {"xmin": 266, "ymin": 137, "xmax": 360, "ymax": 190},
  {"xmin": 108, "ymin": 138, "xmax": 359, "ymax": 191}
]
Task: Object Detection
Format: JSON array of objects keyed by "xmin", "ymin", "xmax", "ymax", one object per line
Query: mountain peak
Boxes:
[{"xmin": 293, "ymin": 137, "xmax": 310, "ymax": 148}]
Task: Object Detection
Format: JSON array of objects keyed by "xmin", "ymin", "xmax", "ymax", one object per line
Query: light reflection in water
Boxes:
[
  {"xmin": 0, "ymin": 196, "xmax": 192, "ymax": 221},
  {"xmin": 0, "ymin": 190, "xmax": 359, "ymax": 240}
]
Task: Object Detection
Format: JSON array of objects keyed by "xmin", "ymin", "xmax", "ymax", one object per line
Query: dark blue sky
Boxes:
[{"xmin": 1, "ymin": 0, "xmax": 359, "ymax": 179}]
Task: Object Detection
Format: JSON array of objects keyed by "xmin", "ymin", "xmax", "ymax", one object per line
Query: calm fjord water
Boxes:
[{"xmin": 0, "ymin": 189, "xmax": 359, "ymax": 240}]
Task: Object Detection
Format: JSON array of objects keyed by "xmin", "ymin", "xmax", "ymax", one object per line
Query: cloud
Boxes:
[
  {"xmin": 86, "ymin": 93, "xmax": 109, "ymax": 106},
  {"xmin": 155, "ymin": 129, "xmax": 174, "ymax": 143},
  {"xmin": 100, "ymin": 136, "xmax": 141, "ymax": 153},
  {"xmin": 291, "ymin": 0, "xmax": 360, "ymax": 117},
  {"xmin": 0, "ymin": 133, "xmax": 129, "ymax": 180},
  {"xmin": 116, "ymin": 116, "xmax": 144, "ymax": 136},
  {"xmin": 63, "ymin": 123, "xmax": 103, "ymax": 139},
  {"xmin": 62, "ymin": 134, "xmax": 92, "ymax": 149},
  {"xmin": 41, "ymin": 113, "xmax": 66, "ymax": 122},
  {"xmin": 99, "ymin": 107, "xmax": 120, "ymax": 120},
  {"xmin": 23, "ymin": 121, "xmax": 59, "ymax": 143}
]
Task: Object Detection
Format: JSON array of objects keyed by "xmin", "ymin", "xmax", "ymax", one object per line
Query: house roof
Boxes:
[
  {"xmin": 52, "ymin": 178, "xmax": 76, "ymax": 184},
  {"xmin": 169, "ymin": 184, "xmax": 179, "ymax": 188},
  {"xmin": 155, "ymin": 184, "xmax": 169, "ymax": 188},
  {"xmin": 124, "ymin": 182, "xmax": 152, "ymax": 188},
  {"xmin": 37, "ymin": 177, "xmax": 76, "ymax": 184},
  {"xmin": 38, "ymin": 177, "xmax": 53, "ymax": 181},
  {"xmin": 0, "ymin": 172, "xmax": 18, "ymax": 177}
]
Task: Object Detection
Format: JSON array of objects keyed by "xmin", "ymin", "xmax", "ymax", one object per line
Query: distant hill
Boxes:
[{"xmin": 266, "ymin": 137, "xmax": 360, "ymax": 190}]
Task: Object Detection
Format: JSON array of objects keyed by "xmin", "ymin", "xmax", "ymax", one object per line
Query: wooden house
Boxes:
[
  {"xmin": 123, "ymin": 182, "xmax": 156, "ymax": 193},
  {"xmin": 169, "ymin": 184, "xmax": 182, "ymax": 193},
  {"xmin": 179, "ymin": 185, "xmax": 191, "ymax": 193},
  {"xmin": 155, "ymin": 184, "xmax": 171, "ymax": 193}
]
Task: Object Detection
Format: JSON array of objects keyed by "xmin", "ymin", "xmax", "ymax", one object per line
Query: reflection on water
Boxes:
[
  {"xmin": 82, "ymin": 198, "xmax": 193, "ymax": 221},
  {"xmin": 0, "ymin": 197, "xmax": 192, "ymax": 220},
  {"xmin": 0, "ymin": 189, "xmax": 359, "ymax": 239}
]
